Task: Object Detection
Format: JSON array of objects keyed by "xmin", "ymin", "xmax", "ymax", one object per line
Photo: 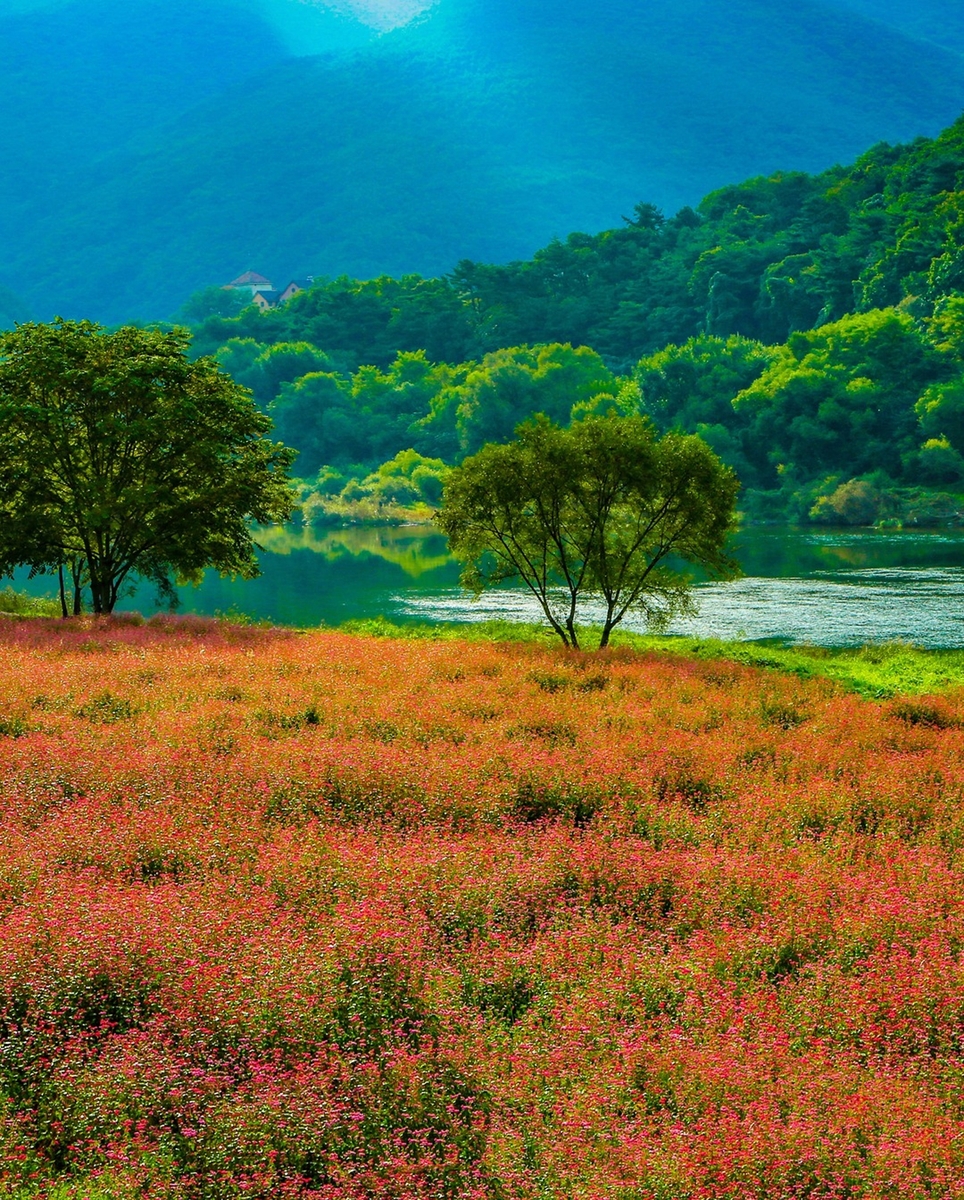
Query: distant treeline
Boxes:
[{"xmin": 183, "ymin": 115, "xmax": 964, "ymax": 525}]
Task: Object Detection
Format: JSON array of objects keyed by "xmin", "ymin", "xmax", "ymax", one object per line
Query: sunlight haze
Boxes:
[{"xmin": 319, "ymin": 0, "xmax": 435, "ymax": 32}]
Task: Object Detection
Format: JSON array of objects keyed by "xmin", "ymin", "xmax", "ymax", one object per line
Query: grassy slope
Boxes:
[
  {"xmin": 1, "ymin": 617, "xmax": 964, "ymax": 1192},
  {"xmin": 341, "ymin": 616, "xmax": 964, "ymax": 697}
]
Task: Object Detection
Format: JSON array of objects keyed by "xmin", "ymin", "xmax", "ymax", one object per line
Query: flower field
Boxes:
[{"xmin": 1, "ymin": 617, "xmax": 964, "ymax": 1198}]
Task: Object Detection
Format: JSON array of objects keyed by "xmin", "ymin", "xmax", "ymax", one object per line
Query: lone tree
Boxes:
[
  {"xmin": 0, "ymin": 319, "xmax": 296, "ymax": 614},
  {"xmin": 435, "ymin": 414, "xmax": 740, "ymax": 649}
]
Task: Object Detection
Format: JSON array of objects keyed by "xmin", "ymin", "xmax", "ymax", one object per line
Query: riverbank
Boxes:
[
  {"xmin": 294, "ymin": 480, "xmax": 964, "ymax": 532},
  {"xmin": 7, "ymin": 596, "xmax": 964, "ymax": 697},
  {"xmin": 342, "ymin": 615, "xmax": 964, "ymax": 698}
]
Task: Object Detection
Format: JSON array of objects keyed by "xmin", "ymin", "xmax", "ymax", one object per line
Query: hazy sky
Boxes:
[
  {"xmin": 0, "ymin": 0, "xmax": 436, "ymax": 31},
  {"xmin": 322, "ymin": 0, "xmax": 434, "ymax": 31}
]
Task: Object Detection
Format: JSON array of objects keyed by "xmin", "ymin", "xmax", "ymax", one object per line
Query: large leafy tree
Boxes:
[
  {"xmin": 733, "ymin": 308, "xmax": 948, "ymax": 484},
  {"xmin": 0, "ymin": 319, "xmax": 296, "ymax": 614},
  {"xmin": 436, "ymin": 414, "xmax": 739, "ymax": 650}
]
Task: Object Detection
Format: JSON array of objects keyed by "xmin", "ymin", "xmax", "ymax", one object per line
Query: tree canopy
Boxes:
[
  {"xmin": 163, "ymin": 114, "xmax": 964, "ymax": 531},
  {"xmin": 0, "ymin": 319, "xmax": 296, "ymax": 614},
  {"xmin": 187, "ymin": 117, "xmax": 964, "ymax": 375},
  {"xmin": 436, "ymin": 415, "xmax": 739, "ymax": 649}
]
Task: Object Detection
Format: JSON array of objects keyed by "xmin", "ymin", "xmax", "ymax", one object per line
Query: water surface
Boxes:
[{"xmin": 16, "ymin": 524, "xmax": 964, "ymax": 647}]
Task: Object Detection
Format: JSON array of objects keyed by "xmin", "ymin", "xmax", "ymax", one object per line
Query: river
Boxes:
[{"xmin": 15, "ymin": 524, "xmax": 964, "ymax": 647}]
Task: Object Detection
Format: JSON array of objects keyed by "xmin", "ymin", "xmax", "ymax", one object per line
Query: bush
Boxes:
[{"xmin": 809, "ymin": 478, "xmax": 884, "ymax": 526}]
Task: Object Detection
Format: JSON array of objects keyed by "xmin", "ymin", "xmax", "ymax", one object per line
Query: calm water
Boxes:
[{"xmin": 16, "ymin": 524, "xmax": 964, "ymax": 647}]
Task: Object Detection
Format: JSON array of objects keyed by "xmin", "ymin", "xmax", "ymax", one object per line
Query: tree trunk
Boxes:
[
  {"xmin": 89, "ymin": 574, "xmax": 107, "ymax": 614},
  {"xmin": 71, "ymin": 560, "xmax": 83, "ymax": 616},
  {"xmin": 58, "ymin": 564, "xmax": 68, "ymax": 619},
  {"xmin": 598, "ymin": 601, "xmax": 619, "ymax": 649}
]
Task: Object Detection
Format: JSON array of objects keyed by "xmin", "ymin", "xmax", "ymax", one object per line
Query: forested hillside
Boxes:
[
  {"xmin": 185, "ymin": 115, "xmax": 964, "ymax": 527},
  {"xmin": 4, "ymin": 0, "xmax": 964, "ymax": 322}
]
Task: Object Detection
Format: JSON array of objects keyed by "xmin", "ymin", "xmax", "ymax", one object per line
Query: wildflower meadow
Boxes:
[{"xmin": 0, "ymin": 615, "xmax": 963, "ymax": 1198}]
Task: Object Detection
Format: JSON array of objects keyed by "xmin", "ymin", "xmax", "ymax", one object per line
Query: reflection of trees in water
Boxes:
[
  {"xmin": 733, "ymin": 529, "xmax": 964, "ymax": 578},
  {"xmin": 256, "ymin": 522, "xmax": 964, "ymax": 587},
  {"xmin": 256, "ymin": 522, "xmax": 454, "ymax": 578}
]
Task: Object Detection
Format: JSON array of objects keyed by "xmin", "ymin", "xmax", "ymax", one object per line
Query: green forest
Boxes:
[{"xmin": 182, "ymin": 114, "xmax": 964, "ymax": 528}]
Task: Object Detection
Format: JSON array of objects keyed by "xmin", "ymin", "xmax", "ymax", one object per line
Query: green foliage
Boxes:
[
  {"xmin": 916, "ymin": 378, "xmax": 964, "ymax": 455},
  {"xmin": 0, "ymin": 319, "xmax": 296, "ymax": 613},
  {"xmin": 351, "ymin": 352, "xmax": 464, "ymax": 464},
  {"xmin": 809, "ymin": 479, "xmax": 885, "ymax": 527},
  {"xmin": 225, "ymin": 340, "xmax": 616, "ymax": 487},
  {"xmin": 215, "ymin": 338, "xmax": 333, "ymax": 408},
  {"xmin": 636, "ymin": 334, "xmax": 774, "ymax": 432},
  {"xmin": 299, "ymin": 450, "xmax": 450, "ymax": 525},
  {"xmin": 914, "ymin": 437, "xmax": 964, "ymax": 486},
  {"xmin": 365, "ymin": 450, "xmax": 449, "ymax": 507},
  {"xmin": 436, "ymin": 414, "xmax": 739, "ymax": 649},
  {"xmin": 171, "ymin": 115, "xmax": 964, "ymax": 528},
  {"xmin": 635, "ymin": 334, "xmax": 774, "ymax": 485},
  {"xmin": 176, "ymin": 285, "xmax": 246, "ymax": 323},
  {"xmin": 0, "ymin": 587, "xmax": 60, "ymax": 618},
  {"xmin": 269, "ymin": 351, "xmax": 465, "ymax": 476},
  {"xmin": 451, "ymin": 343, "xmax": 619, "ymax": 455},
  {"xmin": 181, "ymin": 118, "xmax": 964, "ymax": 374},
  {"xmin": 733, "ymin": 309, "xmax": 949, "ymax": 486}
]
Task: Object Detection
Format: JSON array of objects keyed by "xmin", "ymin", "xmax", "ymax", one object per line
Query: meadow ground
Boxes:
[{"xmin": 0, "ymin": 615, "xmax": 964, "ymax": 1197}]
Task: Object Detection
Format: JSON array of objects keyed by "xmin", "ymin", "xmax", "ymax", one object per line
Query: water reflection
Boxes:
[
  {"xmin": 386, "ymin": 524, "xmax": 964, "ymax": 648},
  {"xmin": 732, "ymin": 526, "xmax": 964, "ymax": 579},
  {"xmin": 12, "ymin": 524, "xmax": 964, "ymax": 646},
  {"xmin": 255, "ymin": 524, "xmax": 453, "ymax": 573}
]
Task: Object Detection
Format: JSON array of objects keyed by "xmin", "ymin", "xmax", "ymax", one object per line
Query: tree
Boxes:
[
  {"xmin": 733, "ymin": 309, "xmax": 947, "ymax": 484},
  {"xmin": 435, "ymin": 414, "xmax": 740, "ymax": 650},
  {"xmin": 0, "ymin": 319, "xmax": 296, "ymax": 614},
  {"xmin": 177, "ymin": 285, "xmax": 247, "ymax": 324},
  {"xmin": 454, "ymin": 343, "xmax": 619, "ymax": 456}
]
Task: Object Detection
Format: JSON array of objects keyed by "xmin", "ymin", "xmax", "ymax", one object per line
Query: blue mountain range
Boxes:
[{"xmin": 1, "ymin": 0, "xmax": 963, "ymax": 323}]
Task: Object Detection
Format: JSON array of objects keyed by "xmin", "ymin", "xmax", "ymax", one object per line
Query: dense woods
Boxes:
[{"xmin": 183, "ymin": 116, "xmax": 964, "ymax": 525}]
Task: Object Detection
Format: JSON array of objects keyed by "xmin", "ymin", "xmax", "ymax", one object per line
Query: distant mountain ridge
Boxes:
[
  {"xmin": 2, "ymin": 0, "xmax": 964, "ymax": 324},
  {"xmin": 832, "ymin": 0, "xmax": 964, "ymax": 56}
]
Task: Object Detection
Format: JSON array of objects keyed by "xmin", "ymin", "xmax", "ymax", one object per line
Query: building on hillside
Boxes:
[
  {"xmin": 250, "ymin": 289, "xmax": 281, "ymax": 311},
  {"xmin": 223, "ymin": 273, "xmax": 315, "ymax": 310},
  {"xmin": 224, "ymin": 270, "xmax": 275, "ymax": 295},
  {"xmin": 279, "ymin": 278, "xmax": 313, "ymax": 303}
]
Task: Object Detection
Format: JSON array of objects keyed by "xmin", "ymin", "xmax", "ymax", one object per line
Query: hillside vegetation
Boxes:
[
  {"xmin": 4, "ymin": 0, "xmax": 964, "ymax": 321},
  {"xmin": 185, "ymin": 115, "xmax": 964, "ymax": 525}
]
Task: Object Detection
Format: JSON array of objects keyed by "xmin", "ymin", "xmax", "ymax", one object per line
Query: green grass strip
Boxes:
[{"xmin": 337, "ymin": 616, "xmax": 964, "ymax": 698}]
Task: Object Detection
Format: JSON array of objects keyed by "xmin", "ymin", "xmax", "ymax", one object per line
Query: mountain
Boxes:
[
  {"xmin": 833, "ymin": 0, "xmax": 964, "ymax": 56},
  {"xmin": 3, "ymin": 0, "xmax": 964, "ymax": 323},
  {"xmin": 185, "ymin": 112, "xmax": 964, "ymax": 528}
]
